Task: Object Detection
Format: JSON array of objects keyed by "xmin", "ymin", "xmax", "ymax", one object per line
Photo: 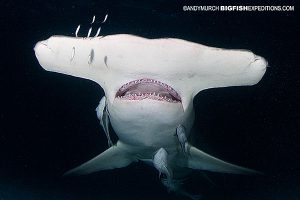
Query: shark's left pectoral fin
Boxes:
[
  {"xmin": 64, "ymin": 141, "xmax": 137, "ymax": 176},
  {"xmin": 181, "ymin": 146, "xmax": 261, "ymax": 175}
]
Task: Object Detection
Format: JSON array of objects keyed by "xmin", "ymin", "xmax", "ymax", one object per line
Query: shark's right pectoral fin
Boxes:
[
  {"xmin": 64, "ymin": 141, "xmax": 137, "ymax": 176},
  {"xmin": 183, "ymin": 146, "xmax": 262, "ymax": 175}
]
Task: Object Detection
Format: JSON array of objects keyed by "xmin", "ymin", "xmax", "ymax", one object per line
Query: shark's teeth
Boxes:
[
  {"xmin": 116, "ymin": 91, "xmax": 180, "ymax": 103},
  {"xmin": 116, "ymin": 78, "xmax": 181, "ymax": 103}
]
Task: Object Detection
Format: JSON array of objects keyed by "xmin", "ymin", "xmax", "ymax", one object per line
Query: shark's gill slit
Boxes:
[{"xmin": 115, "ymin": 78, "xmax": 181, "ymax": 103}]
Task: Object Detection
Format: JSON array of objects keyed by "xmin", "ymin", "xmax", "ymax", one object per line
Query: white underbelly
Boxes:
[
  {"xmin": 115, "ymin": 121, "xmax": 179, "ymax": 148},
  {"xmin": 108, "ymin": 99, "xmax": 194, "ymax": 148}
]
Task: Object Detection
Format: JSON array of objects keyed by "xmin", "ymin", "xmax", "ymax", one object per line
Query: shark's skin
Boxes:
[{"xmin": 34, "ymin": 34, "xmax": 267, "ymax": 197}]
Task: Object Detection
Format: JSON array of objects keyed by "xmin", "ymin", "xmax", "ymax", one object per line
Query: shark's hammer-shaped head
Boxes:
[
  {"xmin": 34, "ymin": 34, "xmax": 266, "ymax": 108},
  {"xmin": 34, "ymin": 34, "xmax": 267, "ymax": 145}
]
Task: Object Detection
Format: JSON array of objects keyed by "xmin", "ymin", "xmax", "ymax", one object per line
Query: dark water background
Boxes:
[{"xmin": 0, "ymin": 0, "xmax": 299, "ymax": 199}]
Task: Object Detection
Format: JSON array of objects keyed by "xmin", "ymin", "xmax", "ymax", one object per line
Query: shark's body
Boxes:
[{"xmin": 34, "ymin": 34, "xmax": 267, "ymax": 197}]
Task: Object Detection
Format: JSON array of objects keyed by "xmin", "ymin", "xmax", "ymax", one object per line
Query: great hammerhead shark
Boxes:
[{"xmin": 34, "ymin": 34, "xmax": 267, "ymax": 198}]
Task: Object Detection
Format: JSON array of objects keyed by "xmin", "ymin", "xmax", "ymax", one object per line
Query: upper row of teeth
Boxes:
[{"xmin": 119, "ymin": 79, "xmax": 176, "ymax": 93}]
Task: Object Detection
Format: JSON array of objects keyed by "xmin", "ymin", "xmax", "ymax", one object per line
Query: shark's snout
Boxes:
[
  {"xmin": 34, "ymin": 39, "xmax": 48, "ymax": 52},
  {"xmin": 34, "ymin": 39, "xmax": 55, "ymax": 71},
  {"xmin": 252, "ymin": 55, "xmax": 268, "ymax": 71}
]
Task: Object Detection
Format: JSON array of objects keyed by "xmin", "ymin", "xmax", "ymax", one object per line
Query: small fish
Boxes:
[
  {"xmin": 176, "ymin": 125, "xmax": 188, "ymax": 154},
  {"xmin": 91, "ymin": 15, "xmax": 95, "ymax": 24},
  {"xmin": 153, "ymin": 148, "xmax": 172, "ymax": 179},
  {"xmin": 75, "ymin": 25, "xmax": 80, "ymax": 37},
  {"xmin": 87, "ymin": 27, "xmax": 92, "ymax": 38},
  {"xmin": 95, "ymin": 27, "xmax": 101, "ymax": 37},
  {"xmin": 102, "ymin": 14, "xmax": 108, "ymax": 23}
]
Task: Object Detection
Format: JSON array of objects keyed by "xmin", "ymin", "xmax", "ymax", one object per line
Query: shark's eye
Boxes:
[{"xmin": 116, "ymin": 78, "xmax": 181, "ymax": 103}]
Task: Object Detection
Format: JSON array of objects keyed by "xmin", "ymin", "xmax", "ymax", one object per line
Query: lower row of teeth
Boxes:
[{"xmin": 117, "ymin": 93, "xmax": 179, "ymax": 102}]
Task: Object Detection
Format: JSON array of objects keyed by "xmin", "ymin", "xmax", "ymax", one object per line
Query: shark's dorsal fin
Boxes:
[
  {"xmin": 64, "ymin": 141, "xmax": 137, "ymax": 175},
  {"xmin": 181, "ymin": 146, "xmax": 261, "ymax": 175}
]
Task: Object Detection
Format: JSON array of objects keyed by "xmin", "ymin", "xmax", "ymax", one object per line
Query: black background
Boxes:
[{"xmin": 0, "ymin": 0, "xmax": 299, "ymax": 199}]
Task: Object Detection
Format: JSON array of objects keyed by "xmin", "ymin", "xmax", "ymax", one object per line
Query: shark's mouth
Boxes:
[{"xmin": 115, "ymin": 78, "xmax": 181, "ymax": 103}]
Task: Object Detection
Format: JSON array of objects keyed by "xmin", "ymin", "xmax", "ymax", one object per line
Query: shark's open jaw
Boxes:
[{"xmin": 115, "ymin": 78, "xmax": 181, "ymax": 103}]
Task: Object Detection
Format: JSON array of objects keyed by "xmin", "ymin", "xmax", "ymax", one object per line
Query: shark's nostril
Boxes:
[
  {"xmin": 40, "ymin": 40, "xmax": 48, "ymax": 46},
  {"xmin": 34, "ymin": 40, "xmax": 49, "ymax": 53},
  {"xmin": 41, "ymin": 42, "xmax": 47, "ymax": 46},
  {"xmin": 252, "ymin": 56, "xmax": 267, "ymax": 71}
]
